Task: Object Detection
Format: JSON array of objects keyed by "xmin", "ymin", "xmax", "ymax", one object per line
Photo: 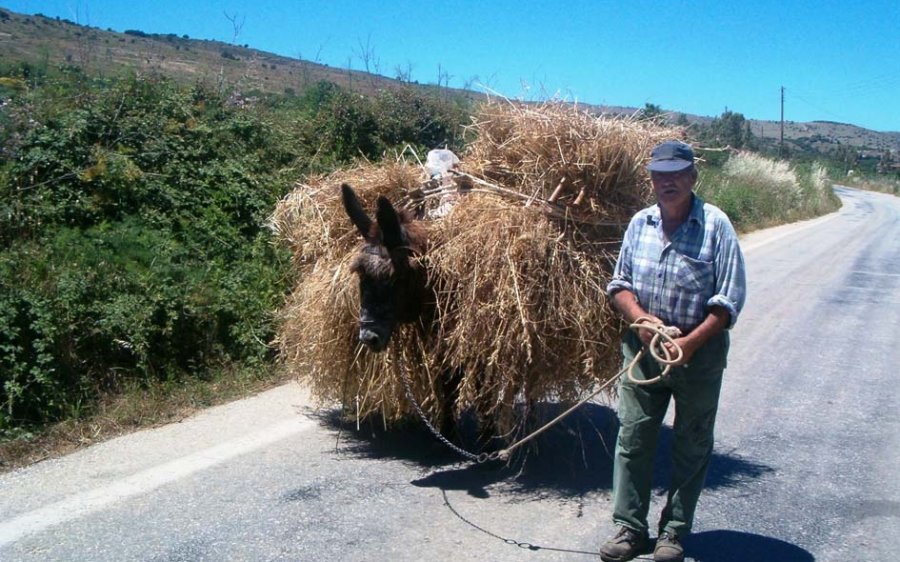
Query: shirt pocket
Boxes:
[{"xmin": 675, "ymin": 254, "xmax": 715, "ymax": 292}]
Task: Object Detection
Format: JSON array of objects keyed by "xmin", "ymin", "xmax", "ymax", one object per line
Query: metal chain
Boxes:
[
  {"xmin": 440, "ymin": 489, "xmax": 539, "ymax": 550},
  {"xmin": 395, "ymin": 362, "xmax": 503, "ymax": 463},
  {"xmin": 439, "ymin": 489, "xmax": 602, "ymax": 556}
]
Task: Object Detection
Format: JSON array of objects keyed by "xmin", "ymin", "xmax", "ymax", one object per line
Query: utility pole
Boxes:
[{"xmin": 780, "ymin": 86, "xmax": 785, "ymax": 157}]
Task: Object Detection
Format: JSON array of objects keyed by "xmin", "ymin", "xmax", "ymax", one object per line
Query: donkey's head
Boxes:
[{"xmin": 342, "ymin": 184, "xmax": 429, "ymax": 352}]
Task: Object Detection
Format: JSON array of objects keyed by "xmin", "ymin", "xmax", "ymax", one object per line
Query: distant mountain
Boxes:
[
  {"xmin": 744, "ymin": 119, "xmax": 899, "ymax": 155},
  {"xmin": 2, "ymin": 8, "xmax": 898, "ymax": 154}
]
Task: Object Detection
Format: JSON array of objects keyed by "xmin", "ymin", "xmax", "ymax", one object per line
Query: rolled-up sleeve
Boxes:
[
  {"xmin": 607, "ymin": 219, "xmax": 636, "ymax": 296},
  {"xmin": 707, "ymin": 217, "xmax": 747, "ymax": 328}
]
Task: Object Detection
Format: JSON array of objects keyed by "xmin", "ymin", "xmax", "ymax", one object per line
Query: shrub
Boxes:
[
  {"xmin": 277, "ymin": 81, "xmax": 468, "ymax": 171},
  {"xmin": 0, "ymin": 73, "xmax": 295, "ymax": 434},
  {"xmin": 0, "ymin": 71, "xmax": 473, "ymax": 437},
  {"xmin": 698, "ymin": 152, "xmax": 840, "ymax": 230}
]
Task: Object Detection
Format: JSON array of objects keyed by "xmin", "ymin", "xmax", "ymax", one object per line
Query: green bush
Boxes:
[
  {"xmin": 0, "ymin": 70, "xmax": 472, "ymax": 437},
  {"xmin": 0, "ymin": 73, "xmax": 297, "ymax": 434},
  {"xmin": 271, "ymin": 80, "xmax": 468, "ymax": 171}
]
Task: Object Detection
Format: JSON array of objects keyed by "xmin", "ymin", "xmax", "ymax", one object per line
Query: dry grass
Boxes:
[
  {"xmin": 269, "ymin": 163, "xmax": 425, "ymax": 274},
  {"xmin": 723, "ymin": 151, "xmax": 802, "ymax": 209},
  {"xmin": 272, "ymin": 100, "xmax": 683, "ymax": 438},
  {"xmin": 843, "ymin": 174, "xmax": 900, "ymax": 196},
  {"xmin": 461, "ymin": 101, "xmax": 677, "ymax": 223},
  {"xmin": 426, "ymin": 195, "xmax": 624, "ymax": 431}
]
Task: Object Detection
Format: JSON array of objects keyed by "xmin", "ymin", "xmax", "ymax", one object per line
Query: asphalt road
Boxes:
[{"xmin": 1, "ymin": 186, "xmax": 898, "ymax": 562}]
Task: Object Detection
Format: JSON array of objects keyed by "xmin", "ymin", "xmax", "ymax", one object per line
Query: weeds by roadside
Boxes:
[
  {"xmin": 0, "ymin": 364, "xmax": 291, "ymax": 473},
  {"xmin": 697, "ymin": 152, "xmax": 841, "ymax": 231},
  {"xmin": 0, "ymin": 71, "xmax": 468, "ymax": 471},
  {"xmin": 841, "ymin": 175, "xmax": 900, "ymax": 196}
]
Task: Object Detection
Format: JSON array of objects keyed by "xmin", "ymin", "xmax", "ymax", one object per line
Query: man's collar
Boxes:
[{"xmin": 687, "ymin": 193, "xmax": 705, "ymax": 225}]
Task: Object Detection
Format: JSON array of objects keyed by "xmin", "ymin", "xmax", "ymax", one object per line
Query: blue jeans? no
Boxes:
[{"xmin": 612, "ymin": 330, "xmax": 729, "ymax": 536}]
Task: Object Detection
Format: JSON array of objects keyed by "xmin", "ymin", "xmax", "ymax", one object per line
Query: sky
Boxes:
[{"xmin": 4, "ymin": 0, "xmax": 900, "ymax": 132}]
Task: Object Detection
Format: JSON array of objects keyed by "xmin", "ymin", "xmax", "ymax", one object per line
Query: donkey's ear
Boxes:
[
  {"xmin": 376, "ymin": 196, "xmax": 405, "ymax": 250},
  {"xmin": 341, "ymin": 183, "xmax": 373, "ymax": 237}
]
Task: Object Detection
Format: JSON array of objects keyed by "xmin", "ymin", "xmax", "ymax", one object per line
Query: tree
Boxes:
[
  {"xmin": 223, "ymin": 11, "xmax": 245, "ymax": 45},
  {"xmin": 833, "ymin": 144, "xmax": 857, "ymax": 171},
  {"xmin": 639, "ymin": 102, "xmax": 664, "ymax": 122},
  {"xmin": 702, "ymin": 110, "xmax": 756, "ymax": 149}
]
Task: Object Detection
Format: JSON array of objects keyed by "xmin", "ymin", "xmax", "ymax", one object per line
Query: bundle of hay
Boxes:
[
  {"xmin": 272, "ymin": 100, "xmax": 682, "ymax": 437},
  {"xmin": 461, "ymin": 100, "xmax": 674, "ymax": 223},
  {"xmin": 425, "ymin": 195, "xmax": 623, "ymax": 434},
  {"xmin": 270, "ymin": 163, "xmax": 423, "ymax": 274}
]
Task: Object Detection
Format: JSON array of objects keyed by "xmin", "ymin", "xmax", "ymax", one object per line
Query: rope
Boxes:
[
  {"xmin": 626, "ymin": 316, "xmax": 683, "ymax": 385},
  {"xmin": 397, "ymin": 319, "xmax": 684, "ymax": 463}
]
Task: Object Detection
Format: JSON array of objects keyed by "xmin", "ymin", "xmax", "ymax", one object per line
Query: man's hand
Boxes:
[
  {"xmin": 664, "ymin": 337, "xmax": 698, "ymax": 366},
  {"xmin": 634, "ymin": 315, "xmax": 664, "ymax": 346},
  {"xmin": 612, "ymin": 291, "xmax": 660, "ymax": 346},
  {"xmin": 661, "ymin": 307, "xmax": 731, "ymax": 366}
]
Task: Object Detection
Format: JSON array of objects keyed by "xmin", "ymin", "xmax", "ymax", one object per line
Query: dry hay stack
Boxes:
[
  {"xmin": 272, "ymin": 101, "xmax": 683, "ymax": 436},
  {"xmin": 462, "ymin": 100, "xmax": 678, "ymax": 223},
  {"xmin": 272, "ymin": 161, "xmax": 443, "ymax": 426},
  {"xmin": 270, "ymin": 163, "xmax": 423, "ymax": 275},
  {"xmin": 425, "ymin": 195, "xmax": 624, "ymax": 434}
]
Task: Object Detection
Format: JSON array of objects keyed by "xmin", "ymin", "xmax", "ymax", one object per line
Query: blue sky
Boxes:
[{"xmin": 5, "ymin": 0, "xmax": 900, "ymax": 132}]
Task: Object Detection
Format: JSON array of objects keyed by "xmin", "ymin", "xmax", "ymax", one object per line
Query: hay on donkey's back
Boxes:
[
  {"xmin": 462, "ymin": 100, "xmax": 680, "ymax": 222},
  {"xmin": 271, "ymin": 100, "xmax": 685, "ymax": 433},
  {"xmin": 269, "ymin": 162, "xmax": 423, "ymax": 273},
  {"xmin": 426, "ymin": 194, "xmax": 623, "ymax": 421}
]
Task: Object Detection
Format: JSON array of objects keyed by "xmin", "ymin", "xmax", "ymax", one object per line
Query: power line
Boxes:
[
  {"xmin": 780, "ymin": 86, "xmax": 784, "ymax": 156},
  {"xmin": 784, "ymin": 88, "xmax": 849, "ymax": 122},
  {"xmin": 835, "ymin": 72, "xmax": 900, "ymax": 95}
]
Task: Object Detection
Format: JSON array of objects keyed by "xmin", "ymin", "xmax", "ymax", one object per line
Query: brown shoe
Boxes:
[
  {"xmin": 654, "ymin": 531, "xmax": 684, "ymax": 562},
  {"xmin": 600, "ymin": 526, "xmax": 650, "ymax": 562}
]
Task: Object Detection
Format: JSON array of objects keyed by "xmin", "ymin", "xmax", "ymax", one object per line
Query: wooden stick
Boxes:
[
  {"xmin": 405, "ymin": 172, "xmax": 627, "ymax": 227},
  {"xmin": 450, "ymin": 170, "xmax": 537, "ymax": 201},
  {"xmin": 573, "ymin": 186, "xmax": 587, "ymax": 206},
  {"xmin": 547, "ymin": 177, "xmax": 567, "ymax": 203}
]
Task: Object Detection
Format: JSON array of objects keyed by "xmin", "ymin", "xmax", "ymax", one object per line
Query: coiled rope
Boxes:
[{"xmin": 626, "ymin": 316, "xmax": 683, "ymax": 385}]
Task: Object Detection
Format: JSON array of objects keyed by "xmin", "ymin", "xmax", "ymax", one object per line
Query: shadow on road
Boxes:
[
  {"xmin": 684, "ymin": 529, "xmax": 814, "ymax": 561},
  {"xmin": 318, "ymin": 402, "xmax": 773, "ymax": 499}
]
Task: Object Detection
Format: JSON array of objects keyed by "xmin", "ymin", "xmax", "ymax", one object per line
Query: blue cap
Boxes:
[{"xmin": 646, "ymin": 141, "xmax": 695, "ymax": 172}]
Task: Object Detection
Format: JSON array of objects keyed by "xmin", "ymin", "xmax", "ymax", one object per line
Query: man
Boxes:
[{"xmin": 599, "ymin": 141, "xmax": 747, "ymax": 562}]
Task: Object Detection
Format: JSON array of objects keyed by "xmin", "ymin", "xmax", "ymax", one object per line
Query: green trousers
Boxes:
[{"xmin": 611, "ymin": 329, "xmax": 729, "ymax": 537}]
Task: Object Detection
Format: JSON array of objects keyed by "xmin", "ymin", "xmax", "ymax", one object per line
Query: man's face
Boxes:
[{"xmin": 651, "ymin": 167, "xmax": 696, "ymax": 209}]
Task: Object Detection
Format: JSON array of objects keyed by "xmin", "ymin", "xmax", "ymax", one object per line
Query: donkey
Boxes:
[
  {"xmin": 341, "ymin": 183, "xmax": 509, "ymax": 444},
  {"xmin": 342, "ymin": 183, "xmax": 465, "ymax": 433},
  {"xmin": 340, "ymin": 183, "xmax": 432, "ymax": 352}
]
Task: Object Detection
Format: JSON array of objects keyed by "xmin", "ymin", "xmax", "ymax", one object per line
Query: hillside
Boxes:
[
  {"xmin": 0, "ymin": 8, "xmax": 471, "ymax": 100},
  {"xmin": 748, "ymin": 119, "xmax": 900, "ymax": 155},
  {"xmin": 2, "ymin": 7, "xmax": 898, "ymax": 155}
]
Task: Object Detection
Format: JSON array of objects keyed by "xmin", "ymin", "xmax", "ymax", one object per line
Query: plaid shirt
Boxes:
[{"xmin": 607, "ymin": 195, "xmax": 746, "ymax": 332}]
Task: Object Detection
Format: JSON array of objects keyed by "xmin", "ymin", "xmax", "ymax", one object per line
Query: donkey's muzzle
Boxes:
[{"xmin": 359, "ymin": 326, "xmax": 390, "ymax": 352}]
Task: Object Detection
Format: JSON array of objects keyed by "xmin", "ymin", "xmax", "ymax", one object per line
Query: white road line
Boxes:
[{"xmin": 0, "ymin": 417, "xmax": 314, "ymax": 548}]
